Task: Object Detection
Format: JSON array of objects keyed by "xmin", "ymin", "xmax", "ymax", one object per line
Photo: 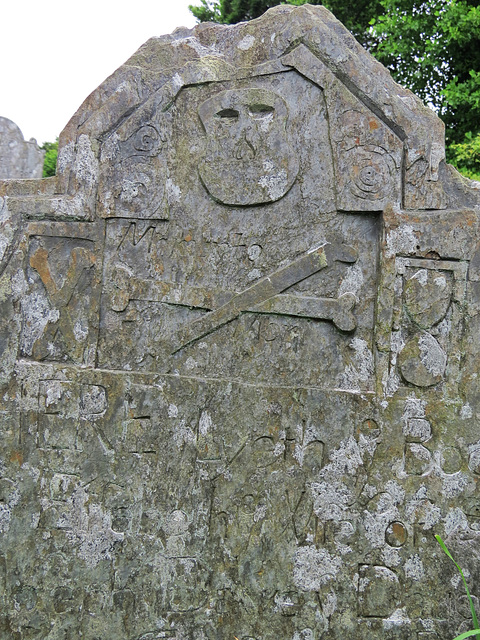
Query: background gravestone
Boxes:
[
  {"xmin": 0, "ymin": 117, "xmax": 44, "ymax": 180},
  {"xmin": 1, "ymin": 5, "xmax": 480, "ymax": 640}
]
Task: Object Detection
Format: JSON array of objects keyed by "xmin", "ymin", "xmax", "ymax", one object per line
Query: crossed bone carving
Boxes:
[
  {"xmin": 251, "ymin": 292, "xmax": 357, "ymax": 333},
  {"xmin": 111, "ymin": 242, "xmax": 358, "ymax": 355}
]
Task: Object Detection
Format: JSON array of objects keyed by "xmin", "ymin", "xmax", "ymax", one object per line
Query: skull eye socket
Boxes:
[
  {"xmin": 249, "ymin": 103, "xmax": 275, "ymax": 118},
  {"xmin": 215, "ymin": 108, "xmax": 239, "ymax": 123}
]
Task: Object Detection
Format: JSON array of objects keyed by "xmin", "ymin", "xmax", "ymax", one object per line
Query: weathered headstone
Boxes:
[
  {"xmin": 1, "ymin": 5, "xmax": 480, "ymax": 639},
  {"xmin": 0, "ymin": 117, "xmax": 44, "ymax": 180}
]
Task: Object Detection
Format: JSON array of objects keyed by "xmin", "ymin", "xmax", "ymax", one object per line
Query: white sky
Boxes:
[{"xmin": 0, "ymin": 0, "xmax": 198, "ymax": 145}]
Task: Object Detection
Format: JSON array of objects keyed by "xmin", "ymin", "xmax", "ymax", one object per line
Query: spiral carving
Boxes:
[
  {"xmin": 344, "ymin": 146, "xmax": 395, "ymax": 201},
  {"xmin": 132, "ymin": 125, "xmax": 163, "ymax": 155}
]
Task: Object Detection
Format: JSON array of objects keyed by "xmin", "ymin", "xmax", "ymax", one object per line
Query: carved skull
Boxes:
[{"xmin": 198, "ymin": 88, "xmax": 299, "ymax": 206}]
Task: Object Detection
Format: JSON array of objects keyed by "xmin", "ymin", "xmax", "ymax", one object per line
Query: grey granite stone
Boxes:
[
  {"xmin": 0, "ymin": 117, "xmax": 44, "ymax": 180},
  {"xmin": 1, "ymin": 5, "xmax": 480, "ymax": 639}
]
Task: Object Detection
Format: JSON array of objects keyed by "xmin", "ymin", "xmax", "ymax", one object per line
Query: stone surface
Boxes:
[
  {"xmin": 0, "ymin": 117, "xmax": 44, "ymax": 180},
  {"xmin": 1, "ymin": 5, "xmax": 480, "ymax": 639}
]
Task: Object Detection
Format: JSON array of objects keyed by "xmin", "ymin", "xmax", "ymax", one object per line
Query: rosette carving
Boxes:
[{"xmin": 344, "ymin": 146, "xmax": 396, "ymax": 201}]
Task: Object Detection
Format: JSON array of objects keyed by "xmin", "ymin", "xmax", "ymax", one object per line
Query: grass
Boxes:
[{"xmin": 436, "ymin": 534, "xmax": 480, "ymax": 640}]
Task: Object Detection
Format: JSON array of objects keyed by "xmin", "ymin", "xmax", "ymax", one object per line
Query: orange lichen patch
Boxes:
[
  {"xmin": 10, "ymin": 451, "xmax": 23, "ymax": 465},
  {"xmin": 369, "ymin": 118, "xmax": 380, "ymax": 130},
  {"xmin": 154, "ymin": 262, "xmax": 164, "ymax": 275},
  {"xmin": 30, "ymin": 248, "xmax": 56, "ymax": 294},
  {"xmin": 391, "ymin": 521, "xmax": 408, "ymax": 544},
  {"xmin": 356, "ymin": 418, "xmax": 378, "ymax": 436},
  {"xmin": 184, "ymin": 234, "xmax": 192, "ymax": 242}
]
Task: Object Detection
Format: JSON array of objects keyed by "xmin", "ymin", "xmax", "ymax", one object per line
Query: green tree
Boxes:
[
  {"xmin": 189, "ymin": 0, "xmax": 480, "ymax": 179},
  {"xmin": 448, "ymin": 132, "xmax": 480, "ymax": 179},
  {"xmin": 189, "ymin": 0, "xmax": 272, "ymax": 24},
  {"xmin": 370, "ymin": 0, "xmax": 480, "ymax": 177},
  {"xmin": 41, "ymin": 138, "xmax": 58, "ymax": 178}
]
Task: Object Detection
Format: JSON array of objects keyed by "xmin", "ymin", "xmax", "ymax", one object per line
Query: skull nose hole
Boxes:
[{"xmin": 235, "ymin": 132, "xmax": 256, "ymax": 160}]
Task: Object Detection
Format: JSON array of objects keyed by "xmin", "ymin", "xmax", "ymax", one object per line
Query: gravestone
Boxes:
[
  {"xmin": 0, "ymin": 117, "xmax": 44, "ymax": 180},
  {"xmin": 1, "ymin": 5, "xmax": 480, "ymax": 639}
]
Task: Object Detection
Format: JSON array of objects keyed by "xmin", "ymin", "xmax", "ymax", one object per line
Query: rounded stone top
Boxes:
[
  {"xmin": 0, "ymin": 116, "xmax": 26, "ymax": 142},
  {"xmin": 0, "ymin": 116, "xmax": 44, "ymax": 179}
]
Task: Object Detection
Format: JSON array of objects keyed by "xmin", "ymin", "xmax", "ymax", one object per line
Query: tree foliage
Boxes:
[
  {"xmin": 370, "ymin": 0, "xmax": 480, "ymax": 177},
  {"xmin": 189, "ymin": 0, "xmax": 480, "ymax": 179},
  {"xmin": 449, "ymin": 132, "xmax": 480, "ymax": 179},
  {"xmin": 41, "ymin": 139, "xmax": 58, "ymax": 178},
  {"xmin": 189, "ymin": 0, "xmax": 273, "ymax": 24}
]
